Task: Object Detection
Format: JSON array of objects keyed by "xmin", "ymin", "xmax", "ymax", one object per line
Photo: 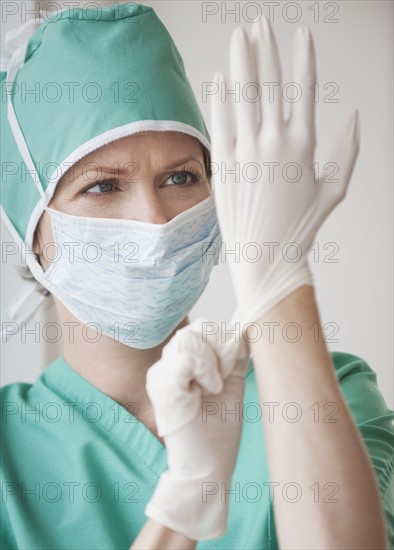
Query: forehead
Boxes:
[
  {"xmin": 75, "ymin": 132, "xmax": 202, "ymax": 168},
  {"xmin": 56, "ymin": 132, "xmax": 205, "ymax": 187}
]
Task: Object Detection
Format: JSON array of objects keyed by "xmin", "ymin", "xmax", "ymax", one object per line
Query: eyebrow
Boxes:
[
  {"xmin": 163, "ymin": 156, "xmax": 203, "ymax": 170},
  {"xmin": 93, "ymin": 156, "xmax": 203, "ymax": 174}
]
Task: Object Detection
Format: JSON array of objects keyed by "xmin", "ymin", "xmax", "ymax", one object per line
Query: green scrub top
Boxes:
[{"xmin": 1, "ymin": 351, "xmax": 393, "ymax": 550}]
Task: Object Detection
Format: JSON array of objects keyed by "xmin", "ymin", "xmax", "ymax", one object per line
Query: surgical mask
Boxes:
[{"xmin": 34, "ymin": 194, "xmax": 221, "ymax": 349}]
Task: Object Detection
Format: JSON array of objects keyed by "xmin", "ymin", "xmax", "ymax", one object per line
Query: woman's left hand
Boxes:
[
  {"xmin": 144, "ymin": 317, "xmax": 249, "ymax": 541},
  {"xmin": 210, "ymin": 17, "xmax": 361, "ymax": 326}
]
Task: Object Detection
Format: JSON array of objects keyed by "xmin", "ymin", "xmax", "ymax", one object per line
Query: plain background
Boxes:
[{"xmin": 1, "ymin": 1, "xmax": 393, "ymax": 409}]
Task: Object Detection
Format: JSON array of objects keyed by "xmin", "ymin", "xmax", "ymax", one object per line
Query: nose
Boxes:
[{"xmin": 130, "ymin": 186, "xmax": 170, "ymax": 224}]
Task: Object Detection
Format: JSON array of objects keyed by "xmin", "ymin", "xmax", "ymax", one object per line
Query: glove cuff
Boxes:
[
  {"xmin": 145, "ymin": 469, "xmax": 230, "ymax": 541},
  {"xmin": 231, "ymin": 265, "xmax": 314, "ymax": 326}
]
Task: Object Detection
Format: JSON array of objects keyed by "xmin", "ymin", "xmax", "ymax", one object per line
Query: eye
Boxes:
[
  {"xmin": 163, "ymin": 167, "xmax": 202, "ymax": 187},
  {"xmin": 81, "ymin": 179, "xmax": 116, "ymax": 195},
  {"xmin": 79, "ymin": 166, "xmax": 203, "ymax": 198}
]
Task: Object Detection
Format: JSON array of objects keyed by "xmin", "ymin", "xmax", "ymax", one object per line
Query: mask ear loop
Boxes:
[
  {"xmin": 1, "ymin": 18, "xmax": 51, "ymax": 344},
  {"xmin": 0, "ymin": 285, "xmax": 49, "ymax": 344}
]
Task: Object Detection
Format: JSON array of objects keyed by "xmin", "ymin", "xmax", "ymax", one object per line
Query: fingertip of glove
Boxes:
[{"xmin": 212, "ymin": 70, "xmax": 225, "ymax": 85}]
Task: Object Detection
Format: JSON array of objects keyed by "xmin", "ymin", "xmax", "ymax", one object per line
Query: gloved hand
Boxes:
[
  {"xmin": 210, "ymin": 17, "xmax": 360, "ymax": 326},
  {"xmin": 144, "ymin": 317, "xmax": 250, "ymax": 540}
]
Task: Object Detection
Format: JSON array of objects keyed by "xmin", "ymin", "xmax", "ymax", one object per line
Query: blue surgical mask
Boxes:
[{"xmin": 34, "ymin": 194, "xmax": 222, "ymax": 349}]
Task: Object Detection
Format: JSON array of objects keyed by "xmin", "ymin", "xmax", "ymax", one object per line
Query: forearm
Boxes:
[
  {"xmin": 130, "ymin": 518, "xmax": 196, "ymax": 550},
  {"xmin": 246, "ymin": 285, "xmax": 387, "ymax": 550}
]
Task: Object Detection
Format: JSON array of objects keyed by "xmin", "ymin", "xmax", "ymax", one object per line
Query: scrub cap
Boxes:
[
  {"xmin": 1, "ymin": 2, "xmax": 210, "ymax": 249},
  {"xmin": 0, "ymin": 2, "xmax": 211, "ymax": 337}
]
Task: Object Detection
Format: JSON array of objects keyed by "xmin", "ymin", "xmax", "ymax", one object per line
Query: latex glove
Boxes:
[
  {"xmin": 210, "ymin": 17, "xmax": 360, "ymax": 326},
  {"xmin": 144, "ymin": 317, "xmax": 250, "ymax": 541}
]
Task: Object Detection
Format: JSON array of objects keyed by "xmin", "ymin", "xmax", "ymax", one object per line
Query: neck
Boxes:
[{"xmin": 54, "ymin": 297, "xmax": 189, "ymax": 438}]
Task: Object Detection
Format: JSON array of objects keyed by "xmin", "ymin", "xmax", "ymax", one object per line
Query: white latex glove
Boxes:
[
  {"xmin": 210, "ymin": 17, "xmax": 360, "ymax": 326},
  {"xmin": 144, "ymin": 317, "xmax": 250, "ymax": 541}
]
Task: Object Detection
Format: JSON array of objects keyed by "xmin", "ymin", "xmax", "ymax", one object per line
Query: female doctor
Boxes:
[{"xmin": 1, "ymin": 3, "xmax": 393, "ymax": 549}]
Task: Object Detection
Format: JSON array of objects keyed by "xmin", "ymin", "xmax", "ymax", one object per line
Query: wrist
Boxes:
[{"xmin": 244, "ymin": 285, "xmax": 332, "ymax": 365}]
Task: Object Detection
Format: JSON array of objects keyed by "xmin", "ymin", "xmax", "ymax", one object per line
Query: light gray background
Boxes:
[{"xmin": 1, "ymin": 1, "xmax": 393, "ymax": 409}]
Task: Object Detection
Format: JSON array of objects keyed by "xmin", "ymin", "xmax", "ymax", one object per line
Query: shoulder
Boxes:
[
  {"xmin": 329, "ymin": 351, "xmax": 394, "ymax": 548},
  {"xmin": 0, "ymin": 382, "xmax": 34, "ymax": 449},
  {"xmin": 328, "ymin": 351, "xmax": 393, "ymax": 426},
  {"xmin": 247, "ymin": 350, "xmax": 392, "ymax": 425},
  {"xmin": 330, "ymin": 350, "xmax": 378, "ymax": 379},
  {"xmin": 0, "ymin": 357, "xmax": 62, "ymax": 414},
  {"xmin": 0, "ymin": 381, "xmax": 32, "ymax": 408}
]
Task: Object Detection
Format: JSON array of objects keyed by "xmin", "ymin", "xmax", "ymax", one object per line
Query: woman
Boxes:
[{"xmin": 1, "ymin": 3, "xmax": 393, "ymax": 549}]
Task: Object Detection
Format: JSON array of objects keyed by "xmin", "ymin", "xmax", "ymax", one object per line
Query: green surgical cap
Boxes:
[{"xmin": 0, "ymin": 2, "xmax": 211, "ymax": 249}]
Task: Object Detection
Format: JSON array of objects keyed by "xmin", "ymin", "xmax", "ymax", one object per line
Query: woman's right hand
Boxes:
[{"xmin": 144, "ymin": 317, "xmax": 250, "ymax": 541}]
